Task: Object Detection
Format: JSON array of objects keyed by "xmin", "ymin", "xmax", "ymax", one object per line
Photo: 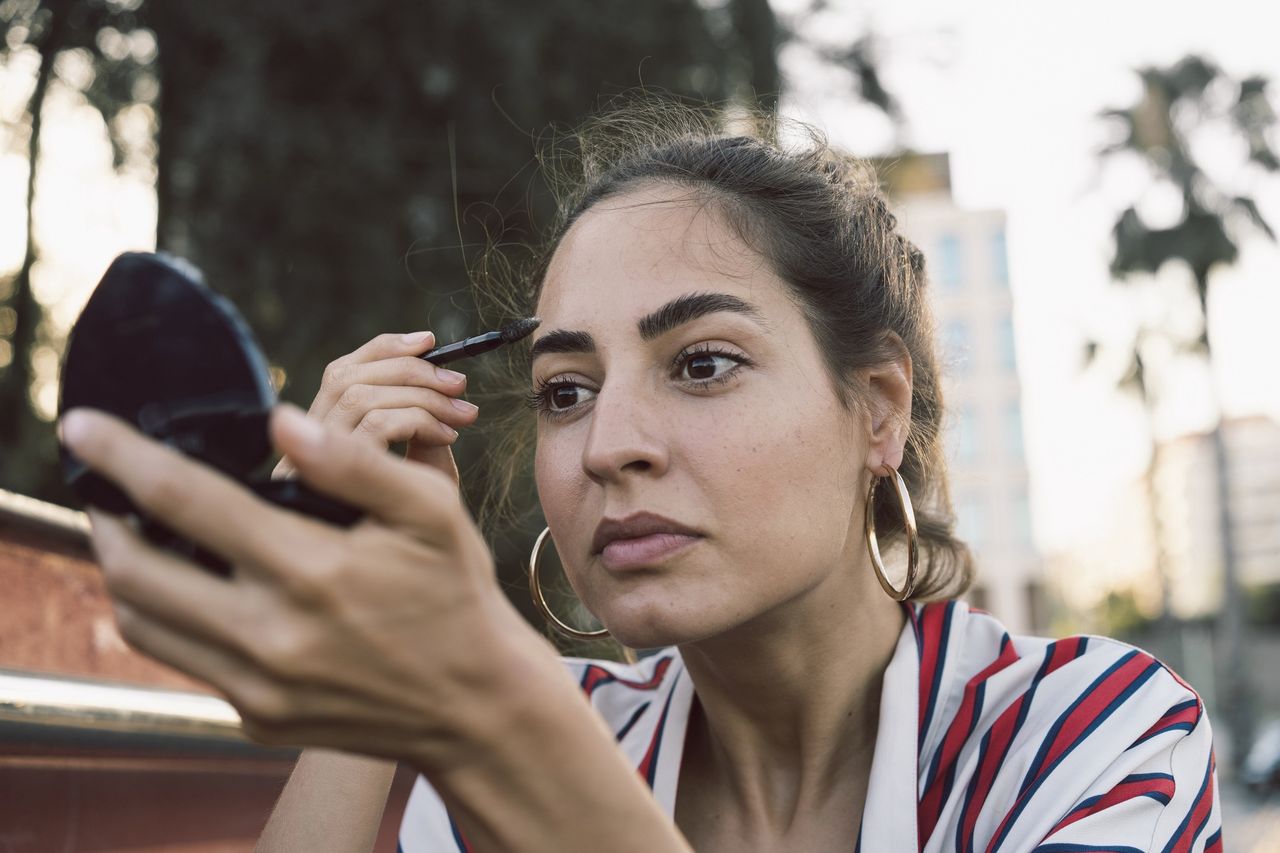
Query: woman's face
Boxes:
[{"xmin": 531, "ymin": 183, "xmax": 877, "ymax": 649}]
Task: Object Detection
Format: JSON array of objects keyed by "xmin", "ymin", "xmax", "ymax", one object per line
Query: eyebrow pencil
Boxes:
[{"xmin": 419, "ymin": 317, "xmax": 541, "ymax": 366}]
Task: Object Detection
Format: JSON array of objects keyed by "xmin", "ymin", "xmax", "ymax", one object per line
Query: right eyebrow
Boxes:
[{"xmin": 528, "ymin": 329, "xmax": 596, "ymax": 363}]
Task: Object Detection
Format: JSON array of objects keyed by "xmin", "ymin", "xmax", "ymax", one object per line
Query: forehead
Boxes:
[{"xmin": 536, "ymin": 183, "xmax": 787, "ymax": 327}]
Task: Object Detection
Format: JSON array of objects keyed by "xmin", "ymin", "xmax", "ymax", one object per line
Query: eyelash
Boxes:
[{"xmin": 525, "ymin": 344, "xmax": 754, "ymax": 420}]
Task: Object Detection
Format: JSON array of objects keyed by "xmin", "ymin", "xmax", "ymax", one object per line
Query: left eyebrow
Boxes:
[
  {"xmin": 528, "ymin": 291, "xmax": 768, "ymax": 367},
  {"xmin": 636, "ymin": 291, "xmax": 768, "ymax": 341}
]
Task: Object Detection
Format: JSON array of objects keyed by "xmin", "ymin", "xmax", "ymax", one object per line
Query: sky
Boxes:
[
  {"xmin": 2, "ymin": 0, "xmax": 1279, "ymax": 559},
  {"xmin": 776, "ymin": 0, "xmax": 1280, "ymax": 553}
]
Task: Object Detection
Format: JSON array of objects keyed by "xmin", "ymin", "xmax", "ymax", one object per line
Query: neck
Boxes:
[{"xmin": 676, "ymin": 560, "xmax": 907, "ymax": 829}]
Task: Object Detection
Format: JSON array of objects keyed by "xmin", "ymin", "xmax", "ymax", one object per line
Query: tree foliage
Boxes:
[
  {"xmin": 0, "ymin": 0, "xmax": 155, "ymax": 504},
  {"xmin": 1101, "ymin": 55, "xmax": 1279, "ymax": 344}
]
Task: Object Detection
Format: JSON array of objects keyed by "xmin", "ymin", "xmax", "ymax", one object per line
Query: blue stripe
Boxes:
[
  {"xmin": 1205, "ymin": 828, "xmax": 1222, "ymax": 848},
  {"xmin": 1160, "ymin": 754, "xmax": 1213, "ymax": 853},
  {"xmin": 449, "ymin": 813, "xmax": 469, "ymax": 852},
  {"xmin": 927, "ymin": 678, "xmax": 986, "ymax": 838},
  {"xmin": 1034, "ymin": 840, "xmax": 1146, "ymax": 845},
  {"xmin": 615, "ymin": 701, "xmax": 650, "ymax": 742},
  {"xmin": 1127, "ymin": 698, "xmax": 1200, "ymax": 748},
  {"xmin": 920, "ymin": 601, "xmax": 955, "ymax": 750},
  {"xmin": 644, "ymin": 672, "xmax": 681, "ymax": 789},
  {"xmin": 956, "ymin": 641, "xmax": 1067, "ymax": 851},
  {"xmin": 1016, "ymin": 651, "xmax": 1141, "ymax": 797},
  {"xmin": 992, "ymin": 654, "xmax": 1161, "ymax": 852}
]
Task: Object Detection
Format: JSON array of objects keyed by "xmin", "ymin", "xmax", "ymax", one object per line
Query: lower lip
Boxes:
[{"xmin": 601, "ymin": 533, "xmax": 701, "ymax": 571}]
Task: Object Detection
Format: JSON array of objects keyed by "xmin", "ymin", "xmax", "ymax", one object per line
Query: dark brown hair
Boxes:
[{"xmin": 474, "ymin": 102, "xmax": 972, "ymax": 602}]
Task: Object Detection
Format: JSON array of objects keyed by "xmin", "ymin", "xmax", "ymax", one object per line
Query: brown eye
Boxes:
[
  {"xmin": 677, "ymin": 349, "xmax": 744, "ymax": 383},
  {"xmin": 551, "ymin": 385, "xmax": 579, "ymax": 409},
  {"xmin": 686, "ymin": 354, "xmax": 718, "ymax": 380}
]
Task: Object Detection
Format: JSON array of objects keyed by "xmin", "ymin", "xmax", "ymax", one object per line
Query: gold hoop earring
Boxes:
[
  {"xmin": 528, "ymin": 527, "xmax": 610, "ymax": 640},
  {"xmin": 865, "ymin": 467, "xmax": 919, "ymax": 601}
]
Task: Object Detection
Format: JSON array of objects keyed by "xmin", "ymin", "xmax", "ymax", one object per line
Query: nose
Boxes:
[{"xmin": 580, "ymin": 380, "xmax": 669, "ymax": 485}]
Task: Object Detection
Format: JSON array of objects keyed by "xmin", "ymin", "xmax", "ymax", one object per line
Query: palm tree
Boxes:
[{"xmin": 1099, "ymin": 54, "xmax": 1279, "ymax": 769}]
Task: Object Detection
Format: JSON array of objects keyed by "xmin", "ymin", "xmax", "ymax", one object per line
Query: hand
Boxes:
[
  {"xmin": 60, "ymin": 403, "xmax": 547, "ymax": 768},
  {"xmin": 273, "ymin": 331, "xmax": 478, "ymax": 485}
]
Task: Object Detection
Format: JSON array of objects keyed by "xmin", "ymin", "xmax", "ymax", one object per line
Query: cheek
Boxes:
[{"xmin": 533, "ymin": 428, "xmax": 591, "ymax": 542}]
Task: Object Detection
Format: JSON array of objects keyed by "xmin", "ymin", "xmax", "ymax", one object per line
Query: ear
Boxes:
[{"xmin": 861, "ymin": 333, "xmax": 913, "ymax": 477}]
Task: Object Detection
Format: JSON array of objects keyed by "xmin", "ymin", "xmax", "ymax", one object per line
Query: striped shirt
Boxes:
[{"xmin": 399, "ymin": 600, "xmax": 1223, "ymax": 851}]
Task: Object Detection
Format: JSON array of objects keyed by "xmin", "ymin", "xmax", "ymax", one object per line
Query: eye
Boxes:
[
  {"xmin": 525, "ymin": 378, "xmax": 597, "ymax": 419},
  {"xmin": 675, "ymin": 345, "xmax": 752, "ymax": 385}
]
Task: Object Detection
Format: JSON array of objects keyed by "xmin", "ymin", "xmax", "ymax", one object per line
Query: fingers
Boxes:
[
  {"xmin": 270, "ymin": 403, "xmax": 462, "ymax": 535},
  {"xmin": 330, "ymin": 384, "xmax": 478, "ymax": 438},
  {"xmin": 61, "ymin": 408, "xmax": 327, "ymax": 577},
  {"xmin": 315, "ymin": 354, "xmax": 467, "ymax": 419},
  {"xmin": 106, "ymin": 597, "xmax": 286, "ymax": 729},
  {"xmin": 88, "ymin": 509, "xmax": 248, "ymax": 642},
  {"xmin": 329, "ymin": 331, "xmax": 436, "ymax": 370}
]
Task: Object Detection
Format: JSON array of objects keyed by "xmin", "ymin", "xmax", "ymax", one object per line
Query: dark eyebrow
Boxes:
[{"xmin": 529, "ymin": 292, "xmax": 766, "ymax": 365}]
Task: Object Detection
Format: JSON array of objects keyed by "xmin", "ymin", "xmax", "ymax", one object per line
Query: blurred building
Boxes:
[
  {"xmin": 876, "ymin": 153, "xmax": 1045, "ymax": 634},
  {"xmin": 1154, "ymin": 415, "xmax": 1280, "ymax": 618}
]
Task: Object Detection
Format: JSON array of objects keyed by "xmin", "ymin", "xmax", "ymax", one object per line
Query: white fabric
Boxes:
[{"xmin": 399, "ymin": 600, "xmax": 1223, "ymax": 852}]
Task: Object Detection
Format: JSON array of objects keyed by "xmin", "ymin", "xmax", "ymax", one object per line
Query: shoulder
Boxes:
[
  {"xmin": 912, "ymin": 600, "xmax": 1220, "ymax": 852},
  {"xmin": 399, "ymin": 651, "xmax": 687, "ymax": 851},
  {"xmin": 911, "ymin": 600, "xmax": 1204, "ymax": 747}
]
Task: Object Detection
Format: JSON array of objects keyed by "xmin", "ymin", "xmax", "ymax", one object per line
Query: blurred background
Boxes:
[{"xmin": 1, "ymin": 0, "xmax": 1279, "ymax": 849}]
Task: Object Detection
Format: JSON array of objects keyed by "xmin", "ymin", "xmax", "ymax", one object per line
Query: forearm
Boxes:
[
  {"xmin": 256, "ymin": 748, "xmax": 397, "ymax": 853},
  {"xmin": 419, "ymin": 647, "xmax": 691, "ymax": 853}
]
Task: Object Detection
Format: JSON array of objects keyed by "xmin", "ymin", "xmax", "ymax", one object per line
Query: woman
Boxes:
[{"xmin": 61, "ymin": 113, "xmax": 1222, "ymax": 852}]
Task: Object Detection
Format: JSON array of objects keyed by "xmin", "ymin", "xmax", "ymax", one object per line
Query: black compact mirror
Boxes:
[{"xmin": 59, "ymin": 252, "xmax": 362, "ymax": 575}]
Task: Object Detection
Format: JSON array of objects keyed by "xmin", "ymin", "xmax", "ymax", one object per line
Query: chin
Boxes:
[{"xmin": 598, "ymin": 599, "xmax": 730, "ymax": 650}]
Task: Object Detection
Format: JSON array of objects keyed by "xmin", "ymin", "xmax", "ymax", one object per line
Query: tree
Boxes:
[
  {"xmin": 0, "ymin": 0, "xmax": 155, "ymax": 503},
  {"xmin": 1099, "ymin": 54, "xmax": 1279, "ymax": 769}
]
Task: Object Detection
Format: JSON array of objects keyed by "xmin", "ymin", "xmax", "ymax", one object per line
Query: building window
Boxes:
[
  {"xmin": 998, "ymin": 315, "xmax": 1017, "ymax": 371},
  {"xmin": 937, "ymin": 233, "xmax": 963, "ymax": 288},
  {"xmin": 1006, "ymin": 402, "xmax": 1024, "ymax": 457},
  {"xmin": 991, "ymin": 229, "xmax": 1008, "ymax": 286},
  {"xmin": 944, "ymin": 320, "xmax": 970, "ymax": 374}
]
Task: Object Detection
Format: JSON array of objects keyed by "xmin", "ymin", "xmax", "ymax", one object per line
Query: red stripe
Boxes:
[
  {"xmin": 1035, "ymin": 653, "xmax": 1154, "ymax": 776},
  {"xmin": 918, "ymin": 636, "xmax": 1021, "ymax": 842},
  {"xmin": 1047, "ymin": 775, "xmax": 1177, "ymax": 835},
  {"xmin": 1168, "ymin": 756, "xmax": 1216, "ymax": 853},
  {"xmin": 581, "ymin": 656, "xmax": 673, "ymax": 698},
  {"xmin": 1137, "ymin": 701, "xmax": 1200, "ymax": 743},
  {"xmin": 954, "ymin": 638, "xmax": 1086, "ymax": 849},
  {"xmin": 985, "ymin": 654, "xmax": 1158, "ymax": 851},
  {"xmin": 916, "ymin": 602, "xmax": 948, "ymax": 731}
]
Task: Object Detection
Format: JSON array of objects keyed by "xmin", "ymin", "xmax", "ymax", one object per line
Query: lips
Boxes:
[{"xmin": 591, "ymin": 511, "xmax": 705, "ymax": 568}]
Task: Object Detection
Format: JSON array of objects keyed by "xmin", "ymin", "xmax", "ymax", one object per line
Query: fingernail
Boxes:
[
  {"xmin": 401, "ymin": 331, "xmax": 434, "ymax": 346},
  {"xmin": 451, "ymin": 398, "xmax": 479, "ymax": 415},
  {"xmin": 279, "ymin": 406, "xmax": 325, "ymax": 450},
  {"xmin": 440, "ymin": 422, "xmax": 459, "ymax": 440},
  {"xmin": 435, "ymin": 366, "xmax": 465, "ymax": 385}
]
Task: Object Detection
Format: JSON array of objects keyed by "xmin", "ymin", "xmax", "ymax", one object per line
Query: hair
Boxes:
[{"xmin": 471, "ymin": 98, "xmax": 973, "ymax": 603}]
